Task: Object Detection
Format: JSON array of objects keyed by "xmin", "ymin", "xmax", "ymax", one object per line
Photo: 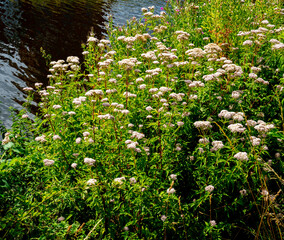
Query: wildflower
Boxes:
[
  {"xmin": 121, "ymin": 109, "xmax": 130, "ymax": 114},
  {"xmin": 85, "ymin": 89, "xmax": 104, "ymax": 96},
  {"xmin": 250, "ymin": 136, "xmax": 261, "ymax": 146},
  {"xmin": 261, "ymin": 145, "xmax": 268, "ymax": 150},
  {"xmin": 35, "ymin": 83, "xmax": 43, "ymax": 88},
  {"xmin": 129, "ymin": 177, "xmax": 137, "ymax": 184},
  {"xmin": 234, "ymin": 152, "xmax": 248, "ymax": 161},
  {"xmin": 23, "ymin": 87, "xmax": 33, "ymax": 91},
  {"xmin": 53, "ymin": 105, "xmax": 62, "ymax": 109},
  {"xmin": 83, "ymin": 132, "xmax": 90, "ymax": 137},
  {"xmin": 67, "ymin": 56, "xmax": 79, "ymax": 64},
  {"xmin": 118, "ymin": 58, "xmax": 137, "ymax": 69},
  {"xmin": 205, "ymin": 185, "xmax": 214, "ymax": 193},
  {"xmin": 210, "ymin": 220, "xmax": 217, "ymax": 227},
  {"xmin": 199, "ymin": 138, "xmax": 209, "ymax": 144},
  {"xmin": 114, "ymin": 177, "xmax": 126, "ymax": 185},
  {"xmin": 58, "ymin": 216, "xmax": 65, "ymax": 221},
  {"xmin": 243, "ymin": 40, "xmax": 253, "ymax": 46},
  {"xmin": 233, "ymin": 112, "xmax": 245, "ymax": 122},
  {"xmin": 211, "ymin": 141, "xmax": 224, "ymax": 151},
  {"xmin": 127, "ymin": 142, "xmax": 138, "ymax": 149},
  {"xmin": 261, "ymin": 189, "xmax": 269, "ymax": 196},
  {"xmin": 246, "ymin": 120, "xmax": 257, "ymax": 127},
  {"xmin": 2, "ymin": 132, "xmax": 11, "ymax": 145},
  {"xmin": 161, "ymin": 215, "xmax": 167, "ymax": 221},
  {"xmin": 84, "ymin": 158, "xmax": 96, "ymax": 166},
  {"xmin": 251, "ymin": 66, "xmax": 261, "ymax": 73},
  {"xmin": 198, "ymin": 147, "xmax": 204, "ymax": 153},
  {"xmin": 131, "ymin": 131, "xmax": 145, "ymax": 140},
  {"xmin": 167, "ymin": 188, "xmax": 176, "ymax": 194},
  {"xmin": 102, "ymin": 102, "xmax": 110, "ymax": 107},
  {"xmin": 170, "ymin": 174, "xmax": 177, "ymax": 180},
  {"xmin": 249, "ymin": 73, "xmax": 257, "ymax": 79},
  {"xmin": 53, "ymin": 135, "xmax": 61, "ymax": 140},
  {"xmin": 138, "ymin": 84, "xmax": 146, "ymax": 90},
  {"xmin": 43, "ymin": 159, "xmax": 55, "ymax": 166},
  {"xmin": 193, "ymin": 121, "xmax": 212, "ymax": 130},
  {"xmin": 185, "ymin": 48, "xmax": 205, "ymax": 58},
  {"xmin": 177, "ymin": 121, "xmax": 184, "ymax": 127},
  {"xmin": 239, "ymin": 189, "xmax": 247, "ymax": 196},
  {"xmin": 146, "ymin": 106, "xmax": 153, "ymax": 111},
  {"xmin": 71, "ymin": 163, "xmax": 77, "ymax": 168},
  {"xmin": 76, "ymin": 137, "xmax": 82, "ymax": 144},
  {"xmin": 204, "ymin": 43, "xmax": 222, "ymax": 54},
  {"xmin": 98, "ymin": 114, "xmax": 114, "ymax": 120},
  {"xmin": 203, "ymin": 74, "xmax": 215, "ymax": 81},
  {"xmin": 232, "ymin": 91, "xmax": 241, "ymax": 99},
  {"xmin": 228, "ymin": 123, "xmax": 246, "ymax": 133},
  {"xmin": 86, "ymin": 179, "xmax": 97, "ymax": 186},
  {"xmin": 35, "ymin": 135, "xmax": 46, "ymax": 143},
  {"xmin": 22, "ymin": 114, "xmax": 29, "ymax": 119},
  {"xmin": 269, "ymin": 39, "xmax": 281, "ymax": 44},
  {"xmin": 272, "ymin": 43, "xmax": 284, "ymax": 50},
  {"xmin": 188, "ymin": 81, "xmax": 205, "ymax": 88},
  {"xmin": 87, "ymin": 36, "xmax": 98, "ymax": 42}
]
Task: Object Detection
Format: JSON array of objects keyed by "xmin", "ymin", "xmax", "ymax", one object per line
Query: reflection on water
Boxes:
[{"xmin": 0, "ymin": 0, "xmax": 165, "ymax": 127}]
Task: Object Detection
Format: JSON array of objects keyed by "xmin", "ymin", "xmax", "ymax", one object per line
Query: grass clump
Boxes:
[{"xmin": 1, "ymin": 0, "xmax": 284, "ymax": 239}]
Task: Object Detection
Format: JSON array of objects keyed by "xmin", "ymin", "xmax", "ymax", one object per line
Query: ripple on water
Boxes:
[{"xmin": 0, "ymin": 0, "xmax": 165, "ymax": 128}]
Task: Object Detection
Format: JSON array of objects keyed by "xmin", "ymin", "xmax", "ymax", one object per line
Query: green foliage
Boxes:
[{"xmin": 1, "ymin": 0, "xmax": 283, "ymax": 239}]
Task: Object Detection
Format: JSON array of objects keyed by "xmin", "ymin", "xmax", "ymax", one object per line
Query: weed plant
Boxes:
[{"xmin": 0, "ymin": 0, "xmax": 283, "ymax": 239}]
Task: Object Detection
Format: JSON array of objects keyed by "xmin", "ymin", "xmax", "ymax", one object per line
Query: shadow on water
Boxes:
[{"xmin": 0, "ymin": 0, "xmax": 165, "ymax": 127}]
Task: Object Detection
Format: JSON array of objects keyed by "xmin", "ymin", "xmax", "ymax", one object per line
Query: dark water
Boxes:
[{"xmin": 0, "ymin": 0, "xmax": 165, "ymax": 127}]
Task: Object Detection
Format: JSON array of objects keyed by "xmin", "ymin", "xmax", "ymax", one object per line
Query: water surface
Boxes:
[{"xmin": 0, "ymin": 0, "xmax": 165, "ymax": 127}]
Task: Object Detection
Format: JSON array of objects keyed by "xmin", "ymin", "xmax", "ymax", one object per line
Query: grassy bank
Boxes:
[{"xmin": 1, "ymin": 0, "xmax": 283, "ymax": 239}]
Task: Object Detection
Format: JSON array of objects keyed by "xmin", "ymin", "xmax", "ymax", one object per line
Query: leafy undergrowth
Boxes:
[{"xmin": 1, "ymin": 0, "xmax": 283, "ymax": 239}]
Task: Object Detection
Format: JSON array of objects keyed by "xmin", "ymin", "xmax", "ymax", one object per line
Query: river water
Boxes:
[{"xmin": 0, "ymin": 0, "xmax": 165, "ymax": 127}]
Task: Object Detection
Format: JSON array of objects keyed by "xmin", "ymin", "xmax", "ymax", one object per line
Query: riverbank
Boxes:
[{"xmin": 1, "ymin": 0, "xmax": 283, "ymax": 239}]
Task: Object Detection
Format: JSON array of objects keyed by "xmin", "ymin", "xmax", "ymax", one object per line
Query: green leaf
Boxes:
[{"xmin": 3, "ymin": 142, "xmax": 14, "ymax": 150}]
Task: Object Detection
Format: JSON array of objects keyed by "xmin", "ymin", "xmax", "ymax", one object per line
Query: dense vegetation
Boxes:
[{"xmin": 0, "ymin": 0, "xmax": 283, "ymax": 239}]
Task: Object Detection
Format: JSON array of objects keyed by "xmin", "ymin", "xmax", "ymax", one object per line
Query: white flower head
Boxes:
[
  {"xmin": 71, "ymin": 163, "xmax": 77, "ymax": 168},
  {"xmin": 86, "ymin": 179, "xmax": 97, "ymax": 186},
  {"xmin": 205, "ymin": 185, "xmax": 214, "ymax": 193},
  {"xmin": 114, "ymin": 177, "xmax": 126, "ymax": 185},
  {"xmin": 161, "ymin": 215, "xmax": 167, "ymax": 221},
  {"xmin": 239, "ymin": 189, "xmax": 247, "ymax": 196},
  {"xmin": 167, "ymin": 187, "xmax": 176, "ymax": 194},
  {"xmin": 234, "ymin": 152, "xmax": 248, "ymax": 161},
  {"xmin": 83, "ymin": 131, "xmax": 90, "ymax": 137},
  {"xmin": 194, "ymin": 121, "xmax": 212, "ymax": 130},
  {"xmin": 129, "ymin": 177, "xmax": 137, "ymax": 184},
  {"xmin": 53, "ymin": 135, "xmax": 61, "ymax": 140},
  {"xmin": 210, "ymin": 220, "xmax": 217, "ymax": 227},
  {"xmin": 84, "ymin": 158, "xmax": 96, "ymax": 166},
  {"xmin": 53, "ymin": 105, "xmax": 62, "ymax": 109},
  {"xmin": 170, "ymin": 174, "xmax": 177, "ymax": 180},
  {"xmin": 58, "ymin": 216, "xmax": 65, "ymax": 222},
  {"xmin": 43, "ymin": 159, "xmax": 55, "ymax": 166}
]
